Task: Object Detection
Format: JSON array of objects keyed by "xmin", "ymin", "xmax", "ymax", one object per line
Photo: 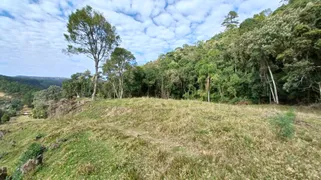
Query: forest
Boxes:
[{"xmin": 61, "ymin": 0, "xmax": 321, "ymax": 105}]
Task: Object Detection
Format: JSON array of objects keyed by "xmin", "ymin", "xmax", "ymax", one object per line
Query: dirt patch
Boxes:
[{"xmin": 0, "ymin": 92, "xmax": 11, "ymax": 99}]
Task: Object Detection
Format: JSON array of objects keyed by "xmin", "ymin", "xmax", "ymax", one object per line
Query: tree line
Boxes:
[{"xmin": 60, "ymin": 0, "xmax": 321, "ymax": 105}]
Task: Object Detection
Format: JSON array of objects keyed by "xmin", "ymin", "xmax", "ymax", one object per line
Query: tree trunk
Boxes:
[
  {"xmin": 206, "ymin": 75, "xmax": 211, "ymax": 102},
  {"xmin": 319, "ymin": 82, "xmax": 321, "ymax": 101},
  {"xmin": 119, "ymin": 76, "xmax": 124, "ymax": 99},
  {"xmin": 267, "ymin": 64, "xmax": 279, "ymax": 104},
  {"xmin": 91, "ymin": 60, "xmax": 99, "ymax": 100},
  {"xmin": 112, "ymin": 82, "xmax": 119, "ymax": 98},
  {"xmin": 161, "ymin": 76, "xmax": 165, "ymax": 99}
]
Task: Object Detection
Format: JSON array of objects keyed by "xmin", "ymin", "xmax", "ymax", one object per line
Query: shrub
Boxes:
[
  {"xmin": 270, "ymin": 110, "xmax": 296, "ymax": 139},
  {"xmin": 11, "ymin": 143, "xmax": 46, "ymax": 179},
  {"xmin": 1, "ymin": 113, "xmax": 10, "ymax": 123},
  {"xmin": 32, "ymin": 106, "xmax": 48, "ymax": 119},
  {"xmin": 18, "ymin": 143, "xmax": 45, "ymax": 165}
]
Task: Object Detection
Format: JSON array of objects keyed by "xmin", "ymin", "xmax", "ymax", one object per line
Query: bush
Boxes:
[
  {"xmin": 32, "ymin": 106, "xmax": 48, "ymax": 119},
  {"xmin": 11, "ymin": 143, "xmax": 45, "ymax": 179},
  {"xmin": 18, "ymin": 143, "xmax": 45, "ymax": 165},
  {"xmin": 1, "ymin": 113, "xmax": 10, "ymax": 123},
  {"xmin": 270, "ymin": 110, "xmax": 295, "ymax": 139}
]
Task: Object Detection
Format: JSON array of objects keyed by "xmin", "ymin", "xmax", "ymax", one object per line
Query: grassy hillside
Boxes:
[{"xmin": 0, "ymin": 98, "xmax": 320, "ymax": 179}]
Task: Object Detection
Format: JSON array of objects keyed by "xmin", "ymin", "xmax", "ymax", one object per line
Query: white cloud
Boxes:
[{"xmin": 0, "ymin": 0, "xmax": 281, "ymax": 77}]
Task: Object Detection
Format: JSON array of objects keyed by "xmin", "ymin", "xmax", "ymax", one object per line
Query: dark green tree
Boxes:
[
  {"xmin": 103, "ymin": 48, "xmax": 136, "ymax": 99},
  {"xmin": 222, "ymin": 11, "xmax": 239, "ymax": 30}
]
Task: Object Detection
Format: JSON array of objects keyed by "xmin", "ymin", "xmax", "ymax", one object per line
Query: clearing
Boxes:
[{"xmin": 0, "ymin": 98, "xmax": 320, "ymax": 179}]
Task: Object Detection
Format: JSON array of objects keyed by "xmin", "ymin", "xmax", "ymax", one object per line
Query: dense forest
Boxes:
[{"xmin": 61, "ymin": 0, "xmax": 321, "ymax": 105}]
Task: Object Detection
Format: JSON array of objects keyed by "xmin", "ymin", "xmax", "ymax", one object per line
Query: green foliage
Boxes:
[
  {"xmin": 11, "ymin": 143, "xmax": 45, "ymax": 180},
  {"xmin": 270, "ymin": 110, "xmax": 296, "ymax": 139},
  {"xmin": 222, "ymin": 11, "xmax": 239, "ymax": 29},
  {"xmin": 18, "ymin": 143, "xmax": 44, "ymax": 165},
  {"xmin": 32, "ymin": 86, "xmax": 62, "ymax": 119},
  {"xmin": 1, "ymin": 113, "xmax": 10, "ymax": 123},
  {"xmin": 64, "ymin": 5, "xmax": 120, "ymax": 99},
  {"xmin": 103, "ymin": 47, "xmax": 136, "ymax": 99},
  {"xmin": 104, "ymin": 0, "xmax": 320, "ymax": 105},
  {"xmin": 62, "ymin": 71, "xmax": 93, "ymax": 99},
  {"xmin": 32, "ymin": 106, "xmax": 48, "ymax": 119},
  {"xmin": 0, "ymin": 75, "xmax": 39, "ymax": 98}
]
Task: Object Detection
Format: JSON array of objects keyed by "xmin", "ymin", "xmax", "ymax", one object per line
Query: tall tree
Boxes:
[
  {"xmin": 103, "ymin": 47, "xmax": 136, "ymax": 99},
  {"xmin": 64, "ymin": 5, "xmax": 120, "ymax": 100},
  {"xmin": 222, "ymin": 11, "xmax": 239, "ymax": 30}
]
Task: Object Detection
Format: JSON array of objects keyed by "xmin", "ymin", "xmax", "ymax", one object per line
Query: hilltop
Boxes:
[{"xmin": 0, "ymin": 98, "xmax": 320, "ymax": 179}]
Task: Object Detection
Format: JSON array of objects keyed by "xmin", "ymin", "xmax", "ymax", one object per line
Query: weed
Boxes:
[{"xmin": 270, "ymin": 110, "xmax": 296, "ymax": 139}]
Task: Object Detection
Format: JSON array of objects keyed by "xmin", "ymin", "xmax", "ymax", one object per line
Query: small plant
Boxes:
[
  {"xmin": 11, "ymin": 143, "xmax": 46, "ymax": 179},
  {"xmin": 18, "ymin": 143, "xmax": 45, "ymax": 165},
  {"xmin": 32, "ymin": 106, "xmax": 48, "ymax": 119},
  {"xmin": 270, "ymin": 110, "xmax": 295, "ymax": 139},
  {"xmin": 1, "ymin": 113, "xmax": 10, "ymax": 123}
]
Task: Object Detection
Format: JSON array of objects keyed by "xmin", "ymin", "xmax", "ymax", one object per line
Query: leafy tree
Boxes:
[
  {"xmin": 62, "ymin": 71, "xmax": 93, "ymax": 98},
  {"xmin": 103, "ymin": 48, "xmax": 136, "ymax": 99},
  {"xmin": 222, "ymin": 11, "xmax": 239, "ymax": 30},
  {"xmin": 32, "ymin": 86, "xmax": 62, "ymax": 119},
  {"xmin": 64, "ymin": 5, "xmax": 120, "ymax": 100}
]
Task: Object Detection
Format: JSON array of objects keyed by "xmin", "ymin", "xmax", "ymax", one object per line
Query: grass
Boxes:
[
  {"xmin": 270, "ymin": 110, "xmax": 296, "ymax": 139},
  {"xmin": 0, "ymin": 98, "xmax": 321, "ymax": 179}
]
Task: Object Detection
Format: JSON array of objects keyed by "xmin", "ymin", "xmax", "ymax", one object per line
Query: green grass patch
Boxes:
[
  {"xmin": 270, "ymin": 110, "xmax": 296, "ymax": 139},
  {"xmin": 11, "ymin": 143, "xmax": 45, "ymax": 180}
]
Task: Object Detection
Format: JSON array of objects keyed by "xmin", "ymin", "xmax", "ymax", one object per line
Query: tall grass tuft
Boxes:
[{"xmin": 270, "ymin": 110, "xmax": 295, "ymax": 139}]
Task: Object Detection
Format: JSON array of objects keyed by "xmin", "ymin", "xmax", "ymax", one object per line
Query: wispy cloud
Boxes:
[{"xmin": 0, "ymin": 0, "xmax": 281, "ymax": 77}]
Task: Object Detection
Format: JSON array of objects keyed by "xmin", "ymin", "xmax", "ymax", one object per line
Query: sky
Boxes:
[{"xmin": 0, "ymin": 0, "xmax": 282, "ymax": 77}]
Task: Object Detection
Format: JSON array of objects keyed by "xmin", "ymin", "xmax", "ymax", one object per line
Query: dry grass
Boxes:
[{"xmin": 0, "ymin": 98, "xmax": 321, "ymax": 179}]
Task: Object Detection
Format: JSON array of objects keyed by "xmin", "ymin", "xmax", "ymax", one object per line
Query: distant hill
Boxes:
[
  {"xmin": 0, "ymin": 75, "xmax": 67, "ymax": 98},
  {"xmin": 12, "ymin": 76, "xmax": 67, "ymax": 89},
  {"xmin": 0, "ymin": 75, "xmax": 39, "ymax": 97}
]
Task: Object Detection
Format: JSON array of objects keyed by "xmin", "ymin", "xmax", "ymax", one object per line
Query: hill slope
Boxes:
[
  {"xmin": 0, "ymin": 98, "xmax": 320, "ymax": 179},
  {"xmin": 0, "ymin": 75, "xmax": 40, "ymax": 97}
]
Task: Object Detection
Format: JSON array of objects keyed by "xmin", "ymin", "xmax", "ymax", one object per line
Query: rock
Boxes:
[
  {"xmin": 35, "ymin": 154, "xmax": 43, "ymax": 165},
  {"xmin": 20, "ymin": 159, "xmax": 37, "ymax": 174},
  {"xmin": 0, "ymin": 167, "xmax": 8, "ymax": 180}
]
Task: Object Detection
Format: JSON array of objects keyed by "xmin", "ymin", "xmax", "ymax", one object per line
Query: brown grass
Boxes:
[{"xmin": 0, "ymin": 98, "xmax": 321, "ymax": 179}]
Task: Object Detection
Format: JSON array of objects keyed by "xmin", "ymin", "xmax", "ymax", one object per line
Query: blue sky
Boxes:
[{"xmin": 0, "ymin": 0, "xmax": 281, "ymax": 77}]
